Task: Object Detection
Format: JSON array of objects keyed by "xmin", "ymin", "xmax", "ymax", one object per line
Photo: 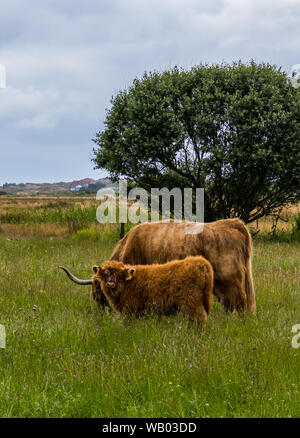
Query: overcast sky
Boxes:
[{"xmin": 0, "ymin": 0, "xmax": 299, "ymax": 185}]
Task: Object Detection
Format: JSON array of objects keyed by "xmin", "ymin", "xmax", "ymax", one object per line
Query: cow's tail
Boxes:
[{"xmin": 245, "ymin": 259, "xmax": 256, "ymax": 314}]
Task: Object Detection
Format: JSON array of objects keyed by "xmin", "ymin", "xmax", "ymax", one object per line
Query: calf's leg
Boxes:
[{"xmin": 177, "ymin": 297, "xmax": 208, "ymax": 326}]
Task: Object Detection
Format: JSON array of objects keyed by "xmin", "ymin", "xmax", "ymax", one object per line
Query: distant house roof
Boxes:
[{"xmin": 69, "ymin": 178, "xmax": 95, "ymax": 190}]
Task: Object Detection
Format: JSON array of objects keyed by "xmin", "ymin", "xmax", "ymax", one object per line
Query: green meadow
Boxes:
[{"xmin": 0, "ymin": 200, "xmax": 299, "ymax": 418}]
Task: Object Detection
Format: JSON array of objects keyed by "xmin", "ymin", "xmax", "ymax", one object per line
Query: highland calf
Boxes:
[{"xmin": 91, "ymin": 256, "xmax": 214, "ymax": 325}]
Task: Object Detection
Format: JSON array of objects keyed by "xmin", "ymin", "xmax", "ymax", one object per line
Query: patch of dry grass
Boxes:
[
  {"xmin": 1, "ymin": 197, "xmax": 299, "ymax": 238},
  {"xmin": 1, "ymin": 224, "xmax": 69, "ymax": 238}
]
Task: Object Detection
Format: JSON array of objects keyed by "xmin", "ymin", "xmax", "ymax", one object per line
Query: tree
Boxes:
[{"xmin": 92, "ymin": 61, "xmax": 300, "ymax": 223}]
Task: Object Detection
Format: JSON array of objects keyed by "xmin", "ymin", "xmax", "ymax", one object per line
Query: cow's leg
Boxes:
[
  {"xmin": 213, "ymin": 280, "xmax": 228, "ymax": 309},
  {"xmin": 231, "ymin": 280, "xmax": 247, "ymax": 312},
  {"xmin": 91, "ymin": 282, "xmax": 110, "ymax": 311},
  {"xmin": 214, "ymin": 279, "xmax": 247, "ymax": 313},
  {"xmin": 93, "ymin": 293, "xmax": 110, "ymax": 311},
  {"xmin": 98, "ymin": 295, "xmax": 111, "ymax": 311}
]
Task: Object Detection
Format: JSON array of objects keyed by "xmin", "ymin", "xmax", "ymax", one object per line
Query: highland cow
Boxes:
[
  {"xmin": 91, "ymin": 256, "xmax": 214, "ymax": 325},
  {"xmin": 109, "ymin": 219, "xmax": 255, "ymax": 313}
]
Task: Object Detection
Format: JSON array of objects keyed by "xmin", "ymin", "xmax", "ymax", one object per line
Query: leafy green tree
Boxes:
[{"xmin": 93, "ymin": 61, "xmax": 300, "ymax": 223}]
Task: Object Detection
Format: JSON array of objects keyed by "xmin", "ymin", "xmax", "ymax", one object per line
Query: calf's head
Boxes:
[{"xmin": 92, "ymin": 260, "xmax": 135, "ymax": 298}]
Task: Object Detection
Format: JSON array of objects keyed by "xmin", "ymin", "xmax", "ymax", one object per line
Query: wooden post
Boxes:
[{"xmin": 120, "ymin": 222, "xmax": 125, "ymax": 239}]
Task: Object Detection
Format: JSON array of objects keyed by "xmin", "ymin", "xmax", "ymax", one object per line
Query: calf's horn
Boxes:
[{"xmin": 59, "ymin": 266, "xmax": 93, "ymax": 285}]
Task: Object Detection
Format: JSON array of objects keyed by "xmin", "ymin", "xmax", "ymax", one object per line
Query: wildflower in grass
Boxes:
[
  {"xmin": 12, "ymin": 329, "xmax": 16, "ymax": 335},
  {"xmin": 32, "ymin": 304, "xmax": 38, "ymax": 311},
  {"xmin": 169, "ymin": 381, "xmax": 173, "ymax": 385},
  {"xmin": 243, "ymin": 389, "xmax": 248, "ymax": 394},
  {"xmin": 18, "ymin": 308, "xmax": 22, "ymax": 311},
  {"xmin": 40, "ymin": 289, "xmax": 46, "ymax": 294}
]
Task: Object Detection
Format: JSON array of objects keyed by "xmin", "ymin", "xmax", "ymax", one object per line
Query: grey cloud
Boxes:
[{"xmin": 0, "ymin": 0, "xmax": 299, "ymax": 184}]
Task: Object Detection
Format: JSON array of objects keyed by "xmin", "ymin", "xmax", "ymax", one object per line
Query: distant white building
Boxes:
[
  {"xmin": 70, "ymin": 183, "xmax": 89, "ymax": 192},
  {"xmin": 69, "ymin": 178, "xmax": 94, "ymax": 192}
]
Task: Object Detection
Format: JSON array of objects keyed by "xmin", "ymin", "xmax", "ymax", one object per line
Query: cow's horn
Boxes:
[{"xmin": 59, "ymin": 266, "xmax": 93, "ymax": 285}]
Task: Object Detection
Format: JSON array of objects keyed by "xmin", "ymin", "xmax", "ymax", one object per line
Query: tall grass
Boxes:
[
  {"xmin": 1, "ymin": 204, "xmax": 98, "ymax": 233},
  {"xmin": 0, "ymin": 200, "xmax": 137, "ymax": 236},
  {"xmin": 250, "ymin": 213, "xmax": 300, "ymax": 243},
  {"xmin": 0, "ymin": 228, "xmax": 299, "ymax": 418}
]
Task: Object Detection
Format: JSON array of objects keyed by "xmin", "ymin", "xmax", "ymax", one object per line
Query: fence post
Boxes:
[{"xmin": 120, "ymin": 222, "xmax": 125, "ymax": 239}]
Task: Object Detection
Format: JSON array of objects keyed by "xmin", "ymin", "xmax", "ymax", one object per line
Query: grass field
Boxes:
[{"xmin": 0, "ymin": 198, "xmax": 299, "ymax": 418}]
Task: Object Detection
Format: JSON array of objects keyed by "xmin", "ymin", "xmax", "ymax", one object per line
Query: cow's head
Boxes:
[{"xmin": 93, "ymin": 260, "xmax": 135, "ymax": 298}]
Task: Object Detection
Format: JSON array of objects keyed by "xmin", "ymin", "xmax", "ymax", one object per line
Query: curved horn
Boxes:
[{"xmin": 59, "ymin": 266, "xmax": 93, "ymax": 285}]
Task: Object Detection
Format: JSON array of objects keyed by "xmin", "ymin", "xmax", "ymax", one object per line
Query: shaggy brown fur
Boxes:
[
  {"xmin": 109, "ymin": 219, "xmax": 255, "ymax": 313},
  {"xmin": 92, "ymin": 256, "xmax": 214, "ymax": 325}
]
